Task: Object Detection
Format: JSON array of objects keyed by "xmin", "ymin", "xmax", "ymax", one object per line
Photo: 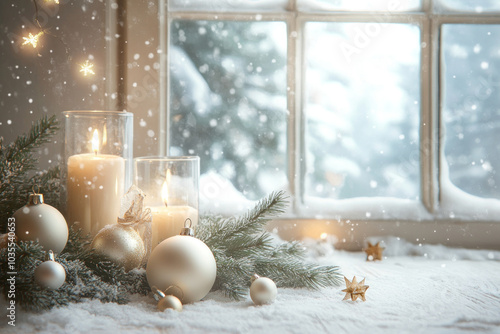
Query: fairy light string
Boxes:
[
  {"xmin": 22, "ymin": 0, "xmax": 94, "ymax": 76},
  {"xmin": 80, "ymin": 60, "xmax": 95, "ymax": 76},
  {"xmin": 22, "ymin": 31, "xmax": 43, "ymax": 48}
]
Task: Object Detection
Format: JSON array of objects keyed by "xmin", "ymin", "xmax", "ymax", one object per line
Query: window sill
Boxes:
[{"xmin": 268, "ymin": 218, "xmax": 500, "ymax": 251}]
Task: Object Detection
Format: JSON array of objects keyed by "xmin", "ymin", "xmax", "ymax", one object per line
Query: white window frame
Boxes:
[{"xmin": 125, "ymin": 0, "xmax": 500, "ymax": 249}]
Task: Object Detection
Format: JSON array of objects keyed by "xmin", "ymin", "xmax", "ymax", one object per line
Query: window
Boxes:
[
  {"xmin": 442, "ymin": 24, "xmax": 500, "ymax": 200},
  {"xmin": 146, "ymin": 0, "xmax": 500, "ymax": 227}
]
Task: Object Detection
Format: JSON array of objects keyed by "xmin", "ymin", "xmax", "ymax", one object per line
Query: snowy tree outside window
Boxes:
[{"xmin": 169, "ymin": 20, "xmax": 288, "ymax": 201}]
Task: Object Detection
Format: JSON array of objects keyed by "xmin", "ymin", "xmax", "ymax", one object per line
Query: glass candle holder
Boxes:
[
  {"xmin": 134, "ymin": 156, "xmax": 199, "ymax": 248},
  {"xmin": 62, "ymin": 110, "xmax": 133, "ymax": 237}
]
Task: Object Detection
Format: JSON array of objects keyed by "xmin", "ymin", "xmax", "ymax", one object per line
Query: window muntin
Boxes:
[{"xmin": 304, "ymin": 22, "xmax": 421, "ymax": 201}]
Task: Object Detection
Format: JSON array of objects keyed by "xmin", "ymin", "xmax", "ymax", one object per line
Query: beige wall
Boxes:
[
  {"xmin": 0, "ymin": 0, "xmax": 162, "ymax": 171},
  {"xmin": 123, "ymin": 0, "xmax": 162, "ymax": 159},
  {"xmin": 0, "ymin": 1, "xmax": 114, "ymax": 170}
]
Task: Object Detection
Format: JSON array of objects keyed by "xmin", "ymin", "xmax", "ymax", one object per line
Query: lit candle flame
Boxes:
[
  {"xmin": 92, "ymin": 129, "xmax": 99, "ymax": 154},
  {"xmin": 320, "ymin": 232, "xmax": 328, "ymax": 241},
  {"xmin": 161, "ymin": 169, "xmax": 172, "ymax": 207}
]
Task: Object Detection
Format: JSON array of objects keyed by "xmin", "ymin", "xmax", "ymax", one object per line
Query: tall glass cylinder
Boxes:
[
  {"xmin": 134, "ymin": 156, "xmax": 199, "ymax": 248},
  {"xmin": 62, "ymin": 110, "xmax": 133, "ymax": 237}
]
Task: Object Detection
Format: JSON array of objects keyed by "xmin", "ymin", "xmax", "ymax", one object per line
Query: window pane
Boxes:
[
  {"xmin": 169, "ymin": 20, "xmax": 287, "ymax": 202},
  {"xmin": 169, "ymin": 0, "xmax": 287, "ymax": 12},
  {"xmin": 442, "ymin": 24, "xmax": 500, "ymax": 199},
  {"xmin": 304, "ymin": 23, "xmax": 421, "ymax": 201},
  {"xmin": 435, "ymin": 0, "xmax": 500, "ymax": 13},
  {"xmin": 298, "ymin": 0, "xmax": 421, "ymax": 12}
]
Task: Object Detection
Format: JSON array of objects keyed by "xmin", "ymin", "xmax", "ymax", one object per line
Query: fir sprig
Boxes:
[
  {"xmin": 61, "ymin": 227, "xmax": 150, "ymax": 296},
  {"xmin": 0, "ymin": 115, "xmax": 61, "ymax": 232},
  {"xmin": 0, "ymin": 115, "xmax": 342, "ymax": 311},
  {"xmin": 0, "ymin": 240, "xmax": 129, "ymax": 312},
  {"xmin": 197, "ymin": 191, "xmax": 342, "ymax": 299}
]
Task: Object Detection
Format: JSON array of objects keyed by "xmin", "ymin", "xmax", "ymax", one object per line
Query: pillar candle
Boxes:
[
  {"xmin": 67, "ymin": 153, "xmax": 125, "ymax": 236},
  {"xmin": 149, "ymin": 205, "xmax": 198, "ymax": 248}
]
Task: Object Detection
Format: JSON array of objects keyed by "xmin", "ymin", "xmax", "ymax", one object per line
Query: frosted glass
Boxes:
[
  {"xmin": 298, "ymin": 0, "xmax": 421, "ymax": 12},
  {"xmin": 169, "ymin": 0, "xmax": 288, "ymax": 12},
  {"xmin": 442, "ymin": 24, "xmax": 500, "ymax": 199},
  {"xmin": 435, "ymin": 0, "xmax": 500, "ymax": 13},
  {"xmin": 304, "ymin": 22, "xmax": 421, "ymax": 200}
]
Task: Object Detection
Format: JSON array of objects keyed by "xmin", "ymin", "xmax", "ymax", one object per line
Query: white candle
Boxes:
[
  {"xmin": 149, "ymin": 205, "xmax": 199, "ymax": 248},
  {"xmin": 66, "ymin": 130, "xmax": 125, "ymax": 236}
]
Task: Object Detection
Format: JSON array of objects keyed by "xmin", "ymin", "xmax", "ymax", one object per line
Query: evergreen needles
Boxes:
[
  {"xmin": 0, "ymin": 116, "xmax": 342, "ymax": 311},
  {"xmin": 0, "ymin": 115, "xmax": 61, "ymax": 232},
  {"xmin": 0, "ymin": 228, "xmax": 150, "ymax": 312},
  {"xmin": 197, "ymin": 191, "xmax": 343, "ymax": 299}
]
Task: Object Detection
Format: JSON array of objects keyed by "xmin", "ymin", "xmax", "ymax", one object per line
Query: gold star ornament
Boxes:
[
  {"xmin": 342, "ymin": 276, "xmax": 369, "ymax": 302},
  {"xmin": 364, "ymin": 241, "xmax": 385, "ymax": 261}
]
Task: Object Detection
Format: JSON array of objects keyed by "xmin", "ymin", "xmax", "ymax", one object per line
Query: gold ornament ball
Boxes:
[
  {"xmin": 157, "ymin": 295, "xmax": 183, "ymax": 312},
  {"xmin": 147, "ymin": 235, "xmax": 217, "ymax": 304},
  {"xmin": 250, "ymin": 275, "xmax": 277, "ymax": 305},
  {"xmin": 14, "ymin": 194, "xmax": 68, "ymax": 254},
  {"xmin": 91, "ymin": 224, "xmax": 146, "ymax": 271},
  {"xmin": 35, "ymin": 260, "xmax": 66, "ymax": 290}
]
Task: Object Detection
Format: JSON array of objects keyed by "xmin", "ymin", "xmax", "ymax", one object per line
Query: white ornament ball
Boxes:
[
  {"xmin": 147, "ymin": 235, "xmax": 217, "ymax": 304},
  {"xmin": 14, "ymin": 194, "xmax": 68, "ymax": 254},
  {"xmin": 250, "ymin": 275, "xmax": 277, "ymax": 305},
  {"xmin": 35, "ymin": 259, "xmax": 66, "ymax": 290},
  {"xmin": 157, "ymin": 295, "xmax": 183, "ymax": 312}
]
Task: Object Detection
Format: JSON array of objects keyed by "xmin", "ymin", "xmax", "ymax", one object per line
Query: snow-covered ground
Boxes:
[{"xmin": 2, "ymin": 238, "xmax": 500, "ymax": 334}]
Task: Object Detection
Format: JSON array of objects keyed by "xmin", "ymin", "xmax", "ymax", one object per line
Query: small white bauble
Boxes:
[
  {"xmin": 152, "ymin": 286, "xmax": 183, "ymax": 312},
  {"xmin": 250, "ymin": 274, "xmax": 277, "ymax": 305},
  {"xmin": 158, "ymin": 295, "xmax": 183, "ymax": 312},
  {"xmin": 147, "ymin": 221, "xmax": 216, "ymax": 304},
  {"xmin": 14, "ymin": 192, "xmax": 68, "ymax": 254},
  {"xmin": 35, "ymin": 250, "xmax": 66, "ymax": 290}
]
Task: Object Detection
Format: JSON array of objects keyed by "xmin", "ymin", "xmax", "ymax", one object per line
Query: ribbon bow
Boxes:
[{"xmin": 118, "ymin": 185, "xmax": 153, "ymax": 264}]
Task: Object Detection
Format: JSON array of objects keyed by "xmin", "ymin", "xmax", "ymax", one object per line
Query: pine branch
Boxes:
[
  {"xmin": 31, "ymin": 166, "xmax": 61, "ymax": 209},
  {"xmin": 0, "ymin": 115, "xmax": 60, "ymax": 232},
  {"xmin": 198, "ymin": 191, "xmax": 342, "ymax": 300},
  {"xmin": 255, "ymin": 257, "xmax": 342, "ymax": 290},
  {"xmin": 0, "ymin": 241, "xmax": 129, "ymax": 312},
  {"xmin": 211, "ymin": 253, "xmax": 253, "ymax": 299},
  {"xmin": 223, "ymin": 233, "xmax": 274, "ymax": 258},
  {"xmin": 0, "ymin": 128, "xmax": 341, "ymax": 311},
  {"xmin": 62, "ymin": 227, "xmax": 150, "ymax": 296},
  {"xmin": 5, "ymin": 115, "xmax": 59, "ymax": 161},
  {"xmin": 197, "ymin": 190, "xmax": 287, "ymax": 246},
  {"xmin": 0, "ymin": 226, "xmax": 151, "ymax": 312}
]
